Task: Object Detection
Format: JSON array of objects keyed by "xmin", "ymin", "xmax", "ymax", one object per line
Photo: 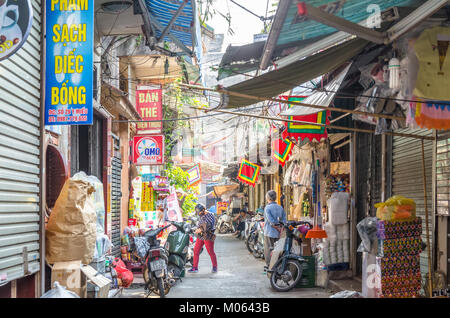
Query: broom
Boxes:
[{"xmin": 306, "ymin": 159, "xmax": 327, "ymax": 239}]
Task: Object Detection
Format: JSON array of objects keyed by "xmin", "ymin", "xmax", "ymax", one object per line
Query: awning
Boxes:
[
  {"xmin": 218, "ymin": 35, "xmax": 327, "ymax": 80},
  {"xmin": 214, "ymin": 184, "xmax": 240, "ymax": 197},
  {"xmin": 281, "ymin": 63, "xmax": 352, "ymax": 116},
  {"xmin": 144, "ymin": 0, "xmax": 200, "ymax": 57},
  {"xmin": 276, "ymin": 0, "xmax": 421, "ymax": 47},
  {"xmin": 220, "ymin": 38, "xmax": 369, "ymax": 109}
]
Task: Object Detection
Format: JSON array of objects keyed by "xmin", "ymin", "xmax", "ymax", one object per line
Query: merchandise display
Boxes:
[
  {"xmin": 377, "ymin": 217, "xmax": 423, "ymax": 298},
  {"xmin": 375, "ymin": 195, "xmax": 416, "ymax": 221}
]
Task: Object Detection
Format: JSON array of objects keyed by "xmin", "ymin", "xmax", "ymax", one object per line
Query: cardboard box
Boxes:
[
  {"xmin": 51, "ymin": 260, "xmax": 87, "ymax": 298},
  {"xmin": 81, "ymin": 265, "xmax": 111, "ymax": 298},
  {"xmin": 302, "ymin": 238, "xmax": 312, "ymax": 256}
]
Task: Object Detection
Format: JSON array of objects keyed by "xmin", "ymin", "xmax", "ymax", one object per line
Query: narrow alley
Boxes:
[{"xmin": 122, "ymin": 234, "xmax": 330, "ymax": 298}]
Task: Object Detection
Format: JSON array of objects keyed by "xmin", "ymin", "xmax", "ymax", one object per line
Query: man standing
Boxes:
[{"xmin": 263, "ymin": 190, "xmax": 286, "ymax": 266}]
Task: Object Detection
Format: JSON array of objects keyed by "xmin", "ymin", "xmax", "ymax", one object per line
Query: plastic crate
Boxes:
[{"xmin": 296, "ymin": 256, "xmax": 316, "ymax": 288}]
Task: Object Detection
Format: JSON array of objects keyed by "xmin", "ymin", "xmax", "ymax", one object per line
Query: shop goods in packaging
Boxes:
[
  {"xmin": 327, "ymin": 192, "xmax": 349, "ymax": 225},
  {"xmin": 375, "ymin": 196, "xmax": 416, "ymax": 221}
]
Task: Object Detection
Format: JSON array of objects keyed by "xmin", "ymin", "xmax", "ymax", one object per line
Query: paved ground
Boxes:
[{"xmin": 122, "ymin": 234, "xmax": 331, "ymax": 298}]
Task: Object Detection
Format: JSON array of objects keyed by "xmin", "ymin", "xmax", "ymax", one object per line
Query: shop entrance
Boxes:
[{"xmin": 70, "ymin": 113, "xmax": 104, "ymax": 180}]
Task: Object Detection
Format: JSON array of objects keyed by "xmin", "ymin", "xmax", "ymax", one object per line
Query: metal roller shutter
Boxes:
[
  {"xmin": 111, "ymin": 135, "xmax": 122, "ymax": 257},
  {"xmin": 392, "ymin": 129, "xmax": 433, "ymax": 277},
  {"xmin": 436, "ymin": 131, "xmax": 450, "ymax": 285},
  {"xmin": 0, "ymin": 1, "xmax": 42, "ymax": 284}
]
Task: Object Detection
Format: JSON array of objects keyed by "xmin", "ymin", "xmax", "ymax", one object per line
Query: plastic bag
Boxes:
[
  {"xmin": 357, "ymin": 217, "xmax": 378, "ymax": 254},
  {"xmin": 93, "ymin": 234, "xmax": 112, "ymax": 260},
  {"xmin": 133, "ymin": 236, "xmax": 150, "ymax": 259},
  {"xmin": 40, "ymin": 282, "xmax": 80, "ymax": 298},
  {"xmin": 112, "ymin": 258, "xmax": 134, "ymax": 288},
  {"xmin": 330, "ymin": 290, "xmax": 364, "ymax": 298},
  {"xmin": 73, "ymin": 172, "xmax": 106, "ymax": 234},
  {"xmin": 375, "ymin": 195, "xmax": 416, "ymax": 221}
]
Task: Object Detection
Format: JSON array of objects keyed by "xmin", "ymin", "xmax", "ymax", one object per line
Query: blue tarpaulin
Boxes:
[{"xmin": 145, "ymin": 0, "xmax": 199, "ymax": 48}]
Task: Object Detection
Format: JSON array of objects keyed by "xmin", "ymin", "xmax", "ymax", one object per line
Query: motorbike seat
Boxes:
[{"xmin": 144, "ymin": 225, "xmax": 170, "ymax": 239}]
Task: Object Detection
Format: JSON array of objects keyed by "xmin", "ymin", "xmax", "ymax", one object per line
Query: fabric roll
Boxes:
[
  {"xmin": 323, "ymin": 240, "xmax": 331, "ymax": 265},
  {"xmin": 336, "ymin": 239, "xmax": 344, "ymax": 263},
  {"xmin": 336, "ymin": 223, "xmax": 350, "ymax": 240},
  {"xmin": 343, "ymin": 239, "xmax": 350, "ymax": 262},
  {"xmin": 324, "ymin": 222, "xmax": 337, "ymax": 241}
]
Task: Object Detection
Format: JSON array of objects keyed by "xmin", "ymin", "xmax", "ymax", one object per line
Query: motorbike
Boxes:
[
  {"xmin": 164, "ymin": 221, "xmax": 193, "ymax": 279},
  {"xmin": 216, "ymin": 210, "xmax": 236, "ymax": 234},
  {"xmin": 185, "ymin": 216, "xmax": 203, "ymax": 267},
  {"xmin": 142, "ymin": 224, "xmax": 175, "ymax": 298},
  {"xmin": 266, "ymin": 221, "xmax": 313, "ymax": 292},
  {"xmin": 246, "ymin": 215, "xmax": 265, "ymax": 259}
]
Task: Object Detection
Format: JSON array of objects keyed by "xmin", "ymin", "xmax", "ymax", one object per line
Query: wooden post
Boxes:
[{"xmin": 421, "ymin": 139, "xmax": 433, "ymax": 297}]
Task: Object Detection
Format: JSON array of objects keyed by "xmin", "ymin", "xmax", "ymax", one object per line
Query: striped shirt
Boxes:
[{"xmin": 198, "ymin": 211, "xmax": 216, "ymax": 241}]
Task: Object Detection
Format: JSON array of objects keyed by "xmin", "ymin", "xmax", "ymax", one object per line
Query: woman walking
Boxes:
[{"xmin": 189, "ymin": 203, "xmax": 218, "ymax": 273}]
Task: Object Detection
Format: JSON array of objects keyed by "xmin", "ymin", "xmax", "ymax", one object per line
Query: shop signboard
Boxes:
[
  {"xmin": 136, "ymin": 86, "xmax": 163, "ymax": 133},
  {"xmin": 0, "ymin": 0, "xmax": 33, "ymax": 62},
  {"xmin": 133, "ymin": 135, "xmax": 165, "ymax": 166},
  {"xmin": 44, "ymin": 0, "xmax": 94, "ymax": 125},
  {"xmin": 217, "ymin": 201, "xmax": 228, "ymax": 215}
]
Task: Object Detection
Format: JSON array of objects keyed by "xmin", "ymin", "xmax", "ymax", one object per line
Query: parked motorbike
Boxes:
[
  {"xmin": 142, "ymin": 224, "xmax": 174, "ymax": 298},
  {"xmin": 165, "ymin": 221, "xmax": 193, "ymax": 279},
  {"xmin": 266, "ymin": 221, "xmax": 312, "ymax": 292},
  {"xmin": 216, "ymin": 210, "xmax": 236, "ymax": 234},
  {"xmin": 246, "ymin": 216, "xmax": 265, "ymax": 259},
  {"xmin": 185, "ymin": 216, "xmax": 203, "ymax": 267}
]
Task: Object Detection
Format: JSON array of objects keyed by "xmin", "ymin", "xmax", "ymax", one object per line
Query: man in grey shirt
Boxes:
[{"xmin": 264, "ymin": 190, "xmax": 287, "ymax": 266}]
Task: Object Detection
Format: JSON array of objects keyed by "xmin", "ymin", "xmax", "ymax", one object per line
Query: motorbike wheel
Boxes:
[
  {"xmin": 143, "ymin": 267, "xmax": 170, "ymax": 297},
  {"xmin": 168, "ymin": 264, "xmax": 182, "ymax": 279},
  {"xmin": 270, "ymin": 260, "xmax": 303, "ymax": 292},
  {"xmin": 156, "ymin": 277, "xmax": 166, "ymax": 298},
  {"xmin": 246, "ymin": 235, "xmax": 256, "ymax": 254},
  {"xmin": 219, "ymin": 224, "xmax": 230, "ymax": 234}
]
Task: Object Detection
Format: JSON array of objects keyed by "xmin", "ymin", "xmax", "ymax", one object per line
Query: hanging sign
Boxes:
[
  {"xmin": 165, "ymin": 186, "xmax": 183, "ymax": 222},
  {"xmin": 44, "ymin": 0, "xmax": 94, "ymax": 125},
  {"xmin": 136, "ymin": 87, "xmax": 163, "ymax": 133},
  {"xmin": 237, "ymin": 159, "xmax": 261, "ymax": 187},
  {"xmin": 0, "ymin": 0, "xmax": 33, "ymax": 61},
  {"xmin": 133, "ymin": 135, "xmax": 165, "ymax": 166},
  {"xmin": 186, "ymin": 164, "xmax": 202, "ymax": 187}
]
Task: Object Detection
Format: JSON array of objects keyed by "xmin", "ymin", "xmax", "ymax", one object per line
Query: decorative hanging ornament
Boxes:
[
  {"xmin": 237, "ymin": 159, "xmax": 261, "ymax": 187},
  {"xmin": 272, "ymin": 137, "xmax": 294, "ymax": 167}
]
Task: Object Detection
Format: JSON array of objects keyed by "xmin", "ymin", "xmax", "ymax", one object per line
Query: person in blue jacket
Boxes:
[{"xmin": 263, "ymin": 190, "xmax": 286, "ymax": 266}]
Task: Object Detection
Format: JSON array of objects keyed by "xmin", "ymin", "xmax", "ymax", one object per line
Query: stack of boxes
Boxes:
[{"xmin": 377, "ymin": 218, "xmax": 423, "ymax": 298}]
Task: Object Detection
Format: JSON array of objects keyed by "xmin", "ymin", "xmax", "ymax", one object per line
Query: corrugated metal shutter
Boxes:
[
  {"xmin": 436, "ymin": 131, "xmax": 450, "ymax": 285},
  {"xmin": 0, "ymin": 1, "xmax": 42, "ymax": 283},
  {"xmin": 111, "ymin": 135, "xmax": 122, "ymax": 257},
  {"xmin": 392, "ymin": 129, "xmax": 433, "ymax": 277}
]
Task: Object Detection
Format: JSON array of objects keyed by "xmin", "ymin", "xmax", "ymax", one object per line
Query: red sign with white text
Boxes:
[
  {"xmin": 136, "ymin": 87, "xmax": 163, "ymax": 133},
  {"xmin": 133, "ymin": 135, "xmax": 165, "ymax": 166}
]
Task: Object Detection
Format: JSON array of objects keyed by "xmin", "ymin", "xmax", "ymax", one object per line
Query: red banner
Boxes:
[
  {"xmin": 133, "ymin": 135, "xmax": 165, "ymax": 166},
  {"xmin": 136, "ymin": 87, "xmax": 163, "ymax": 133}
]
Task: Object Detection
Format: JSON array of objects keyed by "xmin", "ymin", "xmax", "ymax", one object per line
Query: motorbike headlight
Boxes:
[{"xmin": 165, "ymin": 241, "xmax": 170, "ymax": 250}]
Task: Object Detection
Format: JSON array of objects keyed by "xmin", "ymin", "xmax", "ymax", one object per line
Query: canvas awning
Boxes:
[
  {"xmin": 280, "ymin": 63, "xmax": 352, "ymax": 116},
  {"xmin": 219, "ymin": 38, "xmax": 369, "ymax": 109},
  {"xmin": 213, "ymin": 184, "xmax": 240, "ymax": 197}
]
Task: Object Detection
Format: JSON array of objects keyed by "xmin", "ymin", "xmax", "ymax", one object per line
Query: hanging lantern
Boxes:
[{"xmin": 389, "ymin": 57, "xmax": 400, "ymax": 90}]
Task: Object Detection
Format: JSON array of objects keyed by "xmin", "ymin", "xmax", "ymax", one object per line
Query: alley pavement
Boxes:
[{"xmin": 121, "ymin": 234, "xmax": 331, "ymax": 298}]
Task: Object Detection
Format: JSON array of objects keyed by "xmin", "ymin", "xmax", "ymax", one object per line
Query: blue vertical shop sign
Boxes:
[{"xmin": 45, "ymin": 0, "xmax": 94, "ymax": 125}]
